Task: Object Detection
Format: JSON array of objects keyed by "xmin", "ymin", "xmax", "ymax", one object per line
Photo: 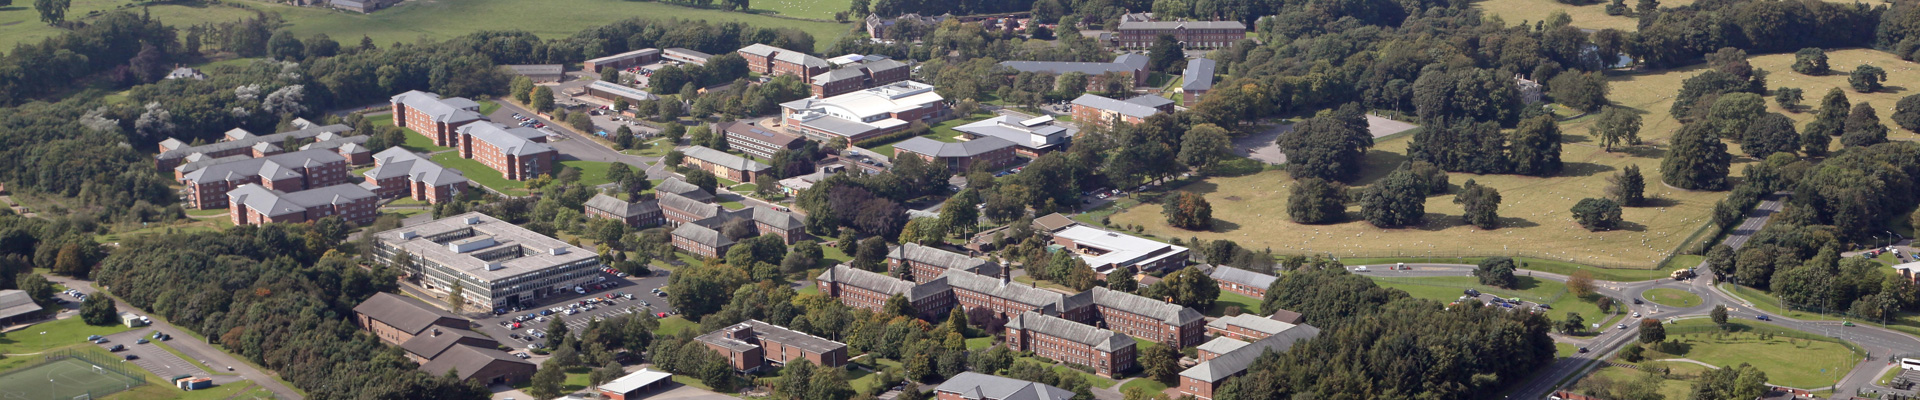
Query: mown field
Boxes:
[
  {"xmin": 254, "ymin": 0, "xmax": 851, "ymax": 52},
  {"xmin": 1110, "ymin": 49, "xmax": 1920, "ymax": 268},
  {"xmin": 1474, "ymin": 0, "xmax": 1698, "ymax": 32},
  {"xmin": 0, "ymin": 0, "xmax": 257, "ymax": 50}
]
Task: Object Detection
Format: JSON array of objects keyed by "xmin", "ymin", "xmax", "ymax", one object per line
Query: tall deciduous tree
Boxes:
[
  {"xmin": 1849, "ymin": 64, "xmax": 1887, "ymax": 93},
  {"xmin": 1791, "ymin": 48, "xmax": 1829, "ymax": 75},
  {"xmin": 1661, "ymin": 123, "xmax": 1731, "ymax": 190},
  {"xmin": 1593, "ymin": 106, "xmax": 1642, "ymax": 151},
  {"xmin": 1548, "ymin": 71, "xmax": 1610, "ymax": 112},
  {"xmin": 1774, "ymin": 87, "xmax": 1804, "ymax": 111},
  {"xmin": 1741, "ymin": 112, "xmax": 1800, "ymax": 158},
  {"xmin": 1571, "ymin": 198, "xmax": 1624, "ymax": 231},
  {"xmin": 1567, "ymin": 270, "xmax": 1595, "ymax": 297},
  {"xmin": 1359, "ymin": 164, "xmax": 1426, "ymax": 228},
  {"xmin": 1841, "ymin": 103, "xmax": 1888, "ymax": 147},
  {"xmin": 1638, "ymin": 318, "xmax": 1666, "ymax": 343},
  {"xmin": 1508, "ymin": 115, "xmax": 1563, "ymax": 176},
  {"xmin": 1475, "ymin": 257, "xmax": 1518, "ymax": 289},
  {"xmin": 1277, "ymin": 105, "xmax": 1372, "ymax": 182},
  {"xmin": 1606, "ymin": 164, "xmax": 1647, "ymax": 207},
  {"xmin": 1288, "ymin": 178, "xmax": 1348, "ymax": 224},
  {"xmin": 1178, "ymin": 124, "xmax": 1232, "ymax": 172},
  {"xmin": 1163, "ymin": 192, "xmax": 1213, "ymax": 230},
  {"xmin": 1454, "ymin": 179, "xmax": 1502, "ymax": 229},
  {"xmin": 1896, "ymin": 94, "xmax": 1920, "ymax": 133},
  {"xmin": 531, "ymin": 86, "xmax": 555, "ymax": 112}
]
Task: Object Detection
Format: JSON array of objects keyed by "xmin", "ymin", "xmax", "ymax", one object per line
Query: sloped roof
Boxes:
[
  {"xmin": 457, "ymin": 123, "xmax": 555, "ymax": 156},
  {"xmin": 181, "ymin": 149, "xmax": 346, "ymax": 184},
  {"xmin": 1089, "ymin": 287, "xmax": 1203, "ymax": 326},
  {"xmin": 585, "ymin": 194, "xmax": 659, "ymax": 219},
  {"xmin": 1179, "ymin": 323, "xmax": 1320, "ymax": 382},
  {"xmin": 935, "ymin": 372, "xmax": 1075, "ymax": 400},
  {"xmin": 1182, "ymin": 58, "xmax": 1217, "ymax": 92},
  {"xmin": 353, "ymin": 292, "xmax": 464, "ymax": 335},
  {"xmin": 1206, "ymin": 313, "xmax": 1299, "ymax": 336},
  {"xmin": 655, "ymin": 177, "xmax": 714, "ymax": 202},
  {"xmin": 157, "ymin": 124, "xmax": 352, "ymax": 161},
  {"xmin": 682, "ymin": 145, "xmax": 770, "ymax": 172},
  {"xmin": 671, "ymin": 223, "xmax": 733, "ymax": 248},
  {"xmin": 1196, "ymin": 336, "xmax": 1249, "ymax": 355},
  {"xmin": 892, "ymin": 136, "xmax": 1016, "ymax": 158},
  {"xmin": 399, "ymin": 328, "xmax": 497, "ymax": 360},
  {"xmin": 888, "ymin": 243, "xmax": 989, "ymax": 272},
  {"xmin": 1208, "ymin": 265, "xmax": 1275, "ymax": 290},
  {"xmin": 817, "ymin": 264, "xmax": 939, "ymax": 301},
  {"xmin": 1032, "ymin": 213, "xmax": 1079, "ymax": 232},
  {"xmin": 1118, "ymin": 20, "xmax": 1246, "ymax": 30},
  {"xmin": 366, "ymin": 148, "xmax": 469, "ymax": 187},
  {"xmin": 658, "ymin": 192, "xmax": 720, "ymax": 221},
  {"xmin": 1006, "ymin": 311, "xmax": 1134, "ymax": 352},
  {"xmin": 939, "ymin": 269, "xmax": 1075, "ymax": 314},
  {"xmin": 1072, "ymin": 94, "xmax": 1164, "ymax": 119},
  {"xmin": 391, "ymin": 91, "xmax": 485, "ymax": 124},
  {"xmin": 0, "ymin": 290, "xmax": 42, "ymax": 320},
  {"xmin": 750, "ymin": 207, "xmax": 801, "ymax": 231},
  {"xmin": 418, "ymin": 344, "xmax": 534, "ymax": 381}
]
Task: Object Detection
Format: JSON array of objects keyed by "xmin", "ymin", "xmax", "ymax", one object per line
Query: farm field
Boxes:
[
  {"xmin": 753, "ymin": 0, "xmax": 850, "ymax": 20},
  {"xmin": 250, "ymin": 0, "xmax": 851, "ymax": 52},
  {"xmin": 1109, "ymin": 49, "xmax": 1920, "ymax": 268},
  {"xmin": 0, "ymin": 0, "xmax": 256, "ymax": 50},
  {"xmin": 1474, "ymin": 0, "xmax": 1696, "ymax": 32}
]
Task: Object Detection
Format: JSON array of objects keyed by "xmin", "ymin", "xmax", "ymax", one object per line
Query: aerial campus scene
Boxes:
[{"xmin": 3, "ymin": 0, "xmax": 1920, "ymax": 399}]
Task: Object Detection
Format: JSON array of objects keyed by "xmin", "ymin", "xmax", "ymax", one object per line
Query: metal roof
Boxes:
[
  {"xmin": 682, "ymin": 145, "xmax": 770, "ymax": 172},
  {"xmin": 600, "ymin": 368, "xmax": 673, "ymax": 394},
  {"xmin": 891, "ymin": 136, "xmax": 1016, "ymax": 158},
  {"xmin": 418, "ymin": 344, "xmax": 534, "ymax": 381},
  {"xmin": 391, "ymin": 91, "xmax": 485, "ymax": 124},
  {"xmin": 0, "ymin": 290, "xmax": 41, "ymax": 321},
  {"xmin": 1071, "ymin": 94, "xmax": 1164, "ymax": 119},
  {"xmin": 1182, "ymin": 58, "xmax": 1217, "ymax": 92},
  {"xmin": 1179, "ymin": 323, "xmax": 1320, "ymax": 381},
  {"xmin": 935, "ymin": 372, "xmax": 1076, "ymax": 400}
]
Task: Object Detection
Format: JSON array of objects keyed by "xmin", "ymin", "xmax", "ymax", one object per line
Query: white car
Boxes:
[{"xmin": 1355, "ymin": 266, "xmax": 1370, "ymax": 272}]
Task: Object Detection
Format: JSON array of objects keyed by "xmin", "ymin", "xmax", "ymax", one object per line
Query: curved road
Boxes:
[{"xmin": 1357, "ymin": 193, "xmax": 1920, "ymax": 398}]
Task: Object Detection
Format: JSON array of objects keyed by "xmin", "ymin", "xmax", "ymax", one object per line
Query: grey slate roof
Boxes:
[
  {"xmin": 1006, "ymin": 311, "xmax": 1134, "ymax": 352},
  {"xmin": 655, "ymin": 177, "xmax": 715, "ymax": 203},
  {"xmin": 227, "ymin": 183, "xmax": 377, "ymax": 217},
  {"xmin": 1182, "ymin": 58, "xmax": 1216, "ymax": 92},
  {"xmin": 1126, "ymin": 95, "xmax": 1175, "ymax": 109},
  {"xmin": 935, "ymin": 372, "xmax": 1076, "ymax": 400},
  {"xmin": 888, "ymin": 243, "xmax": 990, "ymax": 272},
  {"xmin": 1206, "ymin": 313, "xmax": 1300, "ymax": 336},
  {"xmin": 1114, "ymin": 54, "xmax": 1150, "ymax": 71},
  {"xmin": 504, "ymin": 64, "xmax": 564, "ymax": 76},
  {"xmin": 457, "ymin": 123, "xmax": 554, "ymax": 156},
  {"xmin": 1089, "ymin": 287, "xmax": 1203, "ymax": 326},
  {"xmin": 399, "ymin": 327, "xmax": 497, "ymax": 360},
  {"xmin": 353, "ymin": 292, "xmax": 464, "ymax": 335},
  {"xmin": 181, "ymin": 149, "xmax": 346, "ymax": 184},
  {"xmin": 658, "ymin": 192, "xmax": 720, "ymax": 221},
  {"xmin": 999, "ymin": 61, "xmax": 1138, "ymax": 76},
  {"xmin": 749, "ymin": 206, "xmax": 801, "ymax": 231},
  {"xmin": 1072, "ymin": 94, "xmax": 1163, "ymax": 119},
  {"xmin": 817, "ymin": 264, "xmax": 950, "ymax": 301},
  {"xmin": 671, "ymin": 223, "xmax": 733, "ymax": 248},
  {"xmin": 418, "ymin": 344, "xmax": 534, "ymax": 381},
  {"xmin": 938, "ymin": 269, "xmax": 1076, "ymax": 314},
  {"xmin": 1195, "ymin": 336, "xmax": 1249, "ymax": 355},
  {"xmin": 585, "ymin": 194, "xmax": 659, "ymax": 219},
  {"xmin": 682, "ymin": 145, "xmax": 770, "ymax": 173},
  {"xmin": 0, "ymin": 290, "xmax": 42, "ymax": 320},
  {"xmin": 391, "ymin": 91, "xmax": 485, "ymax": 124},
  {"xmin": 891, "ymin": 136, "xmax": 1016, "ymax": 158},
  {"xmin": 1179, "ymin": 323, "xmax": 1320, "ymax": 382},
  {"xmin": 365, "ymin": 148, "xmax": 469, "ymax": 187},
  {"xmin": 1118, "ymin": 20, "xmax": 1246, "ymax": 30},
  {"xmin": 157, "ymin": 124, "xmax": 353, "ymax": 161},
  {"xmin": 300, "ymin": 135, "xmax": 370, "ymax": 153},
  {"xmin": 174, "ymin": 155, "xmax": 253, "ymax": 176},
  {"xmin": 695, "ymin": 319, "xmax": 845, "ymax": 354},
  {"xmin": 1208, "ymin": 265, "xmax": 1275, "ymax": 290}
]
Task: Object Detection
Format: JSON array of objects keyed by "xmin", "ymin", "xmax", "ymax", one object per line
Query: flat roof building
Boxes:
[
  {"xmin": 504, "ymin": 64, "xmax": 565, "ymax": 83},
  {"xmin": 696, "ymin": 319, "xmax": 847, "ymax": 372},
  {"xmin": 599, "ymin": 368, "xmax": 674, "ymax": 400},
  {"xmin": 718, "ymin": 121, "xmax": 806, "ymax": 160},
  {"xmin": 1052, "ymin": 225, "xmax": 1190, "ymax": 276},
  {"xmin": 585, "ymin": 49, "xmax": 662, "ymax": 72},
  {"xmin": 953, "ymin": 115, "xmax": 1077, "ymax": 157},
  {"xmin": 585, "ymin": 80, "xmax": 659, "ymax": 104},
  {"xmin": 372, "ymin": 212, "xmax": 601, "ymax": 310},
  {"xmin": 780, "ymin": 81, "xmax": 950, "ymax": 143},
  {"xmin": 664, "ymin": 48, "xmax": 712, "ymax": 65}
]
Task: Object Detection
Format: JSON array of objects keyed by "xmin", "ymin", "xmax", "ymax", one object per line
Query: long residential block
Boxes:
[
  {"xmin": 362, "ymin": 148, "xmax": 470, "ymax": 204},
  {"xmin": 1004, "ymin": 311, "xmax": 1135, "ymax": 377},
  {"xmin": 391, "ymin": 91, "xmax": 486, "ymax": 147},
  {"xmin": 227, "ymin": 183, "xmax": 379, "ymax": 226},
  {"xmin": 179, "ymin": 149, "xmax": 353, "ymax": 210},
  {"xmin": 697, "ymin": 319, "xmax": 847, "ymax": 372}
]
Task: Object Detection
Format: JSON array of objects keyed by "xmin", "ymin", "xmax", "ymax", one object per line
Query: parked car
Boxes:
[
  {"xmin": 108, "ymin": 344, "xmax": 124, "ymax": 351},
  {"xmin": 136, "ymin": 338, "xmax": 149, "ymax": 344},
  {"xmin": 124, "ymin": 355, "xmax": 138, "ymax": 360}
]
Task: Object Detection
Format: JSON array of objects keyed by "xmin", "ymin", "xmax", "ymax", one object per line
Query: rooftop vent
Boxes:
[
  {"xmin": 400, "ymin": 231, "xmax": 418, "ymax": 239},
  {"xmin": 485, "ymin": 262, "xmax": 505, "ymax": 271},
  {"xmin": 549, "ymin": 247, "xmax": 569, "ymax": 256},
  {"xmin": 464, "ymin": 216, "xmax": 481, "ymax": 225}
]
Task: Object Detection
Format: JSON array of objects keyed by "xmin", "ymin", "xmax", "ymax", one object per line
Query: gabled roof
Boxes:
[
  {"xmin": 157, "ymin": 124, "xmax": 353, "ymax": 161},
  {"xmin": 935, "ymin": 372, "xmax": 1075, "ymax": 400},
  {"xmin": 1006, "ymin": 311, "xmax": 1134, "ymax": 352},
  {"xmin": 227, "ymin": 183, "xmax": 377, "ymax": 217},
  {"xmin": 939, "ymin": 269, "xmax": 1075, "ymax": 314},
  {"xmin": 1114, "ymin": 54, "xmax": 1150, "ymax": 71},
  {"xmin": 888, "ymin": 243, "xmax": 990, "ymax": 272},
  {"xmin": 1206, "ymin": 313, "xmax": 1300, "ymax": 336},
  {"xmin": 658, "ymin": 192, "xmax": 720, "ymax": 221},
  {"xmin": 655, "ymin": 177, "xmax": 714, "ymax": 202},
  {"xmin": 1195, "ymin": 336, "xmax": 1249, "ymax": 355},
  {"xmin": 1072, "ymin": 94, "xmax": 1163, "ymax": 119},
  {"xmin": 391, "ymin": 91, "xmax": 485, "ymax": 124},
  {"xmin": 1118, "ymin": 20, "xmax": 1247, "ymax": 30},
  {"xmin": 682, "ymin": 145, "xmax": 770, "ymax": 172},
  {"xmin": 585, "ymin": 194, "xmax": 659, "ymax": 219},
  {"xmin": 1089, "ymin": 287, "xmax": 1203, "ymax": 326},
  {"xmin": 750, "ymin": 206, "xmax": 801, "ymax": 231},
  {"xmin": 366, "ymin": 148, "xmax": 469, "ymax": 187},
  {"xmin": 0, "ymin": 289, "xmax": 42, "ymax": 320},
  {"xmin": 1208, "ymin": 265, "xmax": 1276, "ymax": 290},
  {"xmin": 695, "ymin": 320, "xmax": 845, "ymax": 355},
  {"xmin": 892, "ymin": 136, "xmax": 1016, "ymax": 158},
  {"xmin": 418, "ymin": 344, "xmax": 534, "ymax": 381},
  {"xmin": 399, "ymin": 328, "xmax": 498, "ymax": 360},
  {"xmin": 181, "ymin": 149, "xmax": 347, "ymax": 184},
  {"xmin": 353, "ymin": 292, "xmax": 464, "ymax": 335},
  {"xmin": 1179, "ymin": 323, "xmax": 1320, "ymax": 382},
  {"xmin": 1182, "ymin": 58, "xmax": 1217, "ymax": 92},
  {"xmin": 457, "ymin": 123, "xmax": 554, "ymax": 156},
  {"xmin": 671, "ymin": 223, "xmax": 733, "ymax": 248},
  {"xmin": 1032, "ymin": 213, "xmax": 1080, "ymax": 232},
  {"xmin": 817, "ymin": 264, "xmax": 940, "ymax": 301}
]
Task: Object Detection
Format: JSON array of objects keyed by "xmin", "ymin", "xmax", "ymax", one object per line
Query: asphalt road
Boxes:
[{"xmin": 44, "ymin": 276, "xmax": 304, "ymax": 400}]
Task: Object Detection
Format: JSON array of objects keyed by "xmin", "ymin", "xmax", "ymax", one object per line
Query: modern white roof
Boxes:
[
  {"xmin": 373, "ymin": 212, "xmax": 597, "ymax": 282},
  {"xmin": 600, "ymin": 368, "xmax": 672, "ymax": 393},
  {"xmin": 1072, "ymin": 94, "xmax": 1167, "ymax": 119},
  {"xmin": 1054, "ymin": 225, "xmax": 1189, "ymax": 270},
  {"xmin": 953, "ymin": 115, "xmax": 1075, "ymax": 149},
  {"xmin": 780, "ymin": 81, "xmax": 944, "ymax": 138}
]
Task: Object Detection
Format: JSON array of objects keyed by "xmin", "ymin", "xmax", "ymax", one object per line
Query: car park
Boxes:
[
  {"xmin": 108, "ymin": 344, "xmax": 124, "ymax": 351},
  {"xmin": 136, "ymin": 338, "xmax": 148, "ymax": 344},
  {"xmin": 124, "ymin": 354, "xmax": 138, "ymax": 360}
]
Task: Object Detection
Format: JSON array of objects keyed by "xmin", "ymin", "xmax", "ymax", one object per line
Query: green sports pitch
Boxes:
[{"xmin": 0, "ymin": 356, "xmax": 144, "ymax": 400}]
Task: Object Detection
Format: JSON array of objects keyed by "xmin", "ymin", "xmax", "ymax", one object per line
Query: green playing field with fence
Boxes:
[{"xmin": 0, "ymin": 348, "xmax": 147, "ymax": 400}]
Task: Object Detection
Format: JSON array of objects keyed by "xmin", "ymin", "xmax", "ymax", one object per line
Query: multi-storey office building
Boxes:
[{"xmin": 372, "ymin": 212, "xmax": 601, "ymax": 310}]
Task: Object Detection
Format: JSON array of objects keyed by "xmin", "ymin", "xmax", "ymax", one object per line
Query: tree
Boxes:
[
  {"xmin": 1817, "ymin": 87, "xmax": 1852, "ymax": 121},
  {"xmin": 1620, "ymin": 342, "xmax": 1645, "ymax": 362},
  {"xmin": 1635, "ymin": 0, "xmax": 1656, "ymax": 14},
  {"xmin": 1549, "ymin": 71, "xmax": 1610, "ymax": 112},
  {"xmin": 531, "ymin": 86, "xmax": 555, "ymax": 112},
  {"xmin": 1791, "ymin": 48, "xmax": 1829, "ymax": 75},
  {"xmin": 1455, "ymin": 179, "xmax": 1503, "ymax": 230},
  {"xmin": 1359, "ymin": 164, "xmax": 1426, "ymax": 228},
  {"xmin": 1896, "ymin": 94, "xmax": 1920, "ymax": 133},
  {"xmin": 1775, "ymin": 87, "xmax": 1804, "ymax": 111},
  {"xmin": 1147, "ymin": 34, "xmax": 1181, "ymax": 72},
  {"xmin": 1288, "ymin": 178, "xmax": 1348, "ymax": 224},
  {"xmin": 34, "ymin": 0, "xmax": 69, "ymax": 24},
  {"xmin": 1593, "ymin": 106, "xmax": 1642, "ymax": 151},
  {"xmin": 1606, "ymin": 165, "xmax": 1646, "ymax": 207},
  {"xmin": 684, "ymin": 169, "xmax": 718, "ymax": 194},
  {"xmin": 547, "ymin": 314, "xmax": 571, "ymax": 349},
  {"xmin": 601, "ymin": 66, "xmax": 621, "ymax": 84},
  {"xmin": 1638, "ymin": 318, "xmax": 1666, "ymax": 343},
  {"xmin": 1163, "ymin": 192, "xmax": 1213, "ymax": 230},
  {"xmin": 1560, "ymin": 312, "xmax": 1585, "ymax": 335},
  {"xmin": 448, "ymin": 282, "xmax": 465, "ymax": 314},
  {"xmin": 1178, "ymin": 124, "xmax": 1232, "ymax": 172},
  {"xmin": 302, "ymin": 33, "xmax": 339, "ymax": 59},
  {"xmin": 1475, "ymin": 257, "xmax": 1518, "ymax": 289},
  {"xmin": 1141, "ymin": 343, "xmax": 1180, "ymax": 383},
  {"xmin": 79, "ymin": 294, "xmax": 116, "ymax": 325},
  {"xmin": 885, "ymin": 294, "xmax": 914, "ymax": 318},
  {"xmin": 1692, "ymin": 363, "xmax": 1768, "ymax": 400},
  {"xmin": 1568, "ymin": 270, "xmax": 1596, "ymax": 298},
  {"xmin": 512, "ymin": 76, "xmax": 535, "ymax": 104},
  {"xmin": 528, "ymin": 358, "xmax": 566, "ymax": 399},
  {"xmin": 938, "ymin": 189, "xmax": 981, "ymax": 239},
  {"xmin": 1705, "ymin": 244, "xmax": 1736, "ymax": 277},
  {"xmin": 1153, "ymin": 267, "xmax": 1219, "ymax": 311},
  {"xmin": 1711, "ymin": 304, "xmax": 1729, "ymax": 326},
  {"xmin": 568, "ymin": 112, "xmax": 594, "ymax": 132},
  {"xmin": 1741, "ymin": 113, "xmax": 1799, "ymax": 158},
  {"xmin": 1508, "ymin": 115, "xmax": 1563, "ymax": 176},
  {"xmin": 1661, "ymin": 123, "xmax": 1731, "ymax": 191},
  {"xmin": 1849, "ymin": 64, "xmax": 1887, "ymax": 93},
  {"xmin": 1841, "ymin": 103, "xmax": 1888, "ymax": 147},
  {"xmin": 1106, "ymin": 269, "xmax": 1137, "ymax": 292},
  {"xmin": 1708, "ymin": 93, "xmax": 1767, "ymax": 141},
  {"xmin": 267, "ymin": 30, "xmax": 305, "ymax": 61},
  {"xmin": 1277, "ymin": 107, "xmax": 1372, "ymax": 182},
  {"xmin": 1571, "ymin": 198, "xmax": 1624, "ymax": 231}
]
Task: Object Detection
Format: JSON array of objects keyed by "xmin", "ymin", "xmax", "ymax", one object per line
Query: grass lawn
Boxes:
[
  {"xmin": 429, "ymin": 152, "xmax": 530, "ymax": 196},
  {"xmin": 1475, "ymin": 0, "xmax": 1694, "ymax": 32},
  {"xmin": 720, "ymin": 200, "xmax": 746, "ymax": 210},
  {"xmin": 1014, "ymin": 358, "xmax": 1116, "ymax": 389},
  {"xmin": 368, "ymin": 114, "xmax": 454, "ymax": 153},
  {"xmin": 1663, "ymin": 254, "xmax": 1706, "ymax": 271},
  {"xmin": 1719, "ymin": 283, "xmax": 1920, "ymax": 337},
  {"xmin": 866, "ymin": 116, "xmax": 987, "ymax": 155},
  {"xmin": 1649, "ymin": 320, "xmax": 1859, "ymax": 389},
  {"xmin": 184, "ymin": 208, "xmax": 229, "ymax": 218},
  {"xmin": 1206, "ymin": 291, "xmax": 1262, "ymax": 317},
  {"xmin": 351, "ymin": 165, "xmax": 375, "ymax": 177},
  {"xmin": 1555, "ymin": 342, "xmax": 1578, "ymax": 358},
  {"xmin": 1111, "ymin": 51, "xmax": 1920, "ymax": 268},
  {"xmin": 654, "ymin": 315, "xmax": 697, "ymax": 336},
  {"xmin": 965, "ymin": 337, "xmax": 993, "ymax": 350},
  {"xmin": 1579, "ymin": 363, "xmax": 1702, "ymax": 400},
  {"xmin": 1118, "ymin": 378, "xmax": 1170, "ymax": 397},
  {"xmin": 748, "ymin": 0, "xmax": 846, "ymax": 19},
  {"xmin": 1370, "ymin": 275, "xmax": 1614, "ymax": 331},
  {"xmin": 1642, "ymin": 288, "xmax": 1703, "ymax": 308},
  {"xmin": 561, "ymin": 160, "xmax": 617, "ymax": 187},
  {"xmin": 0, "ymin": 0, "xmax": 256, "ymax": 50},
  {"xmin": 256, "ymin": 0, "xmax": 850, "ymax": 53}
]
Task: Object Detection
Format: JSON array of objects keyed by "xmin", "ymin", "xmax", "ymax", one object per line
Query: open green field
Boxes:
[
  {"xmin": 654, "ymin": 315, "xmax": 697, "ymax": 336},
  {"xmin": 429, "ymin": 152, "xmax": 530, "ymax": 196},
  {"xmin": 1642, "ymin": 288, "xmax": 1702, "ymax": 308},
  {"xmin": 864, "ymin": 115, "xmax": 984, "ymax": 156},
  {"xmin": 1370, "ymin": 275, "xmax": 1616, "ymax": 331},
  {"xmin": 560, "ymin": 160, "xmax": 616, "ymax": 187},
  {"xmin": 1649, "ymin": 320, "xmax": 1859, "ymax": 389},
  {"xmin": 1719, "ymin": 283, "xmax": 1920, "ymax": 337},
  {"xmin": 1119, "ymin": 377, "xmax": 1170, "ymax": 397},
  {"xmin": 1110, "ymin": 52, "xmax": 1920, "ymax": 269},
  {"xmin": 1579, "ymin": 361, "xmax": 1709, "ymax": 400},
  {"xmin": 1206, "ymin": 291, "xmax": 1262, "ymax": 317},
  {"xmin": 752, "ymin": 0, "xmax": 849, "ymax": 20},
  {"xmin": 0, "ymin": 0, "xmax": 257, "ymax": 51},
  {"xmin": 1474, "ymin": 0, "xmax": 1696, "ymax": 32},
  {"xmin": 0, "ymin": 318, "xmax": 136, "ymax": 355},
  {"xmin": 249, "ymin": 0, "xmax": 849, "ymax": 52}
]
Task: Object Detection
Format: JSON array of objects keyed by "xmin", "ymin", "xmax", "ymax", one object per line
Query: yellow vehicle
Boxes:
[{"xmin": 1671, "ymin": 269, "xmax": 1694, "ymax": 280}]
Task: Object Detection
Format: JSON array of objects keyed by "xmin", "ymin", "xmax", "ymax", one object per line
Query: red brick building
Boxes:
[
  {"xmin": 157, "ymin": 124, "xmax": 355, "ymax": 172},
  {"xmin": 887, "ymin": 243, "xmax": 994, "ymax": 284},
  {"xmin": 890, "ymin": 136, "xmax": 1018, "ymax": 173},
  {"xmin": 1203, "ymin": 313, "xmax": 1304, "ymax": 341},
  {"xmin": 816, "ymin": 264, "xmax": 955, "ymax": 319},
  {"xmin": 718, "ymin": 121, "xmax": 806, "ymax": 160},
  {"xmin": 227, "ymin": 183, "xmax": 379, "ymax": 226},
  {"xmin": 584, "ymin": 193, "xmax": 664, "ymax": 229},
  {"xmin": 1208, "ymin": 265, "xmax": 1275, "ymax": 299},
  {"xmin": 1070, "ymin": 94, "xmax": 1175, "ymax": 129},
  {"xmin": 680, "ymin": 145, "xmax": 770, "ymax": 182},
  {"xmin": 1116, "ymin": 20, "xmax": 1246, "ymax": 48},
  {"xmin": 1181, "ymin": 58, "xmax": 1217, "ymax": 107},
  {"xmin": 390, "ymin": 91, "xmax": 487, "ymax": 147},
  {"xmin": 1004, "ymin": 311, "xmax": 1136, "ymax": 377},
  {"xmin": 585, "ymin": 48, "xmax": 661, "ymax": 72},
  {"xmin": 179, "ymin": 149, "xmax": 353, "ymax": 210},
  {"xmin": 738, "ymin": 43, "xmax": 831, "ymax": 79},
  {"xmin": 810, "ymin": 58, "xmax": 911, "ymax": 98},
  {"xmin": 781, "ymin": 81, "xmax": 949, "ymax": 143},
  {"xmin": 696, "ymin": 320, "xmax": 847, "ymax": 372},
  {"xmin": 454, "ymin": 123, "xmax": 557, "ymax": 181},
  {"xmin": 363, "ymin": 148, "xmax": 470, "ymax": 204},
  {"xmin": 1180, "ymin": 325, "xmax": 1321, "ymax": 399},
  {"xmin": 1086, "ymin": 287, "xmax": 1206, "ymax": 348},
  {"xmin": 352, "ymin": 292, "xmax": 469, "ymax": 347},
  {"xmin": 419, "ymin": 344, "xmax": 536, "ymax": 385},
  {"xmin": 747, "ymin": 206, "xmax": 807, "ymax": 244},
  {"xmin": 658, "ymin": 191, "xmax": 721, "ymax": 227},
  {"xmin": 670, "ymin": 223, "xmax": 733, "ymax": 259}
]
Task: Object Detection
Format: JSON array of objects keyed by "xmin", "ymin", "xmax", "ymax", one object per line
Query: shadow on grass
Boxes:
[
  {"xmin": 1559, "ymin": 161, "xmax": 1618, "ymax": 178},
  {"xmin": 1618, "ymin": 145, "xmax": 1667, "ymax": 159}
]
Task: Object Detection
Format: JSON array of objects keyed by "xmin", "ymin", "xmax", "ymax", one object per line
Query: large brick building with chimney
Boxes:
[
  {"xmin": 1004, "ymin": 311, "xmax": 1136, "ymax": 377},
  {"xmin": 1182, "ymin": 323, "xmax": 1320, "ymax": 399},
  {"xmin": 887, "ymin": 243, "xmax": 995, "ymax": 284},
  {"xmin": 738, "ymin": 43, "xmax": 832, "ymax": 79},
  {"xmin": 816, "ymin": 264, "xmax": 955, "ymax": 319},
  {"xmin": 1116, "ymin": 20, "xmax": 1246, "ymax": 48}
]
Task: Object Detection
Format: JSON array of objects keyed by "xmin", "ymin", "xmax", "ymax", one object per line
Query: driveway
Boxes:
[
  {"xmin": 1232, "ymin": 114, "xmax": 1419, "ymax": 165},
  {"xmin": 486, "ymin": 101, "xmax": 672, "ymax": 181},
  {"xmin": 44, "ymin": 276, "xmax": 303, "ymax": 400},
  {"xmin": 98, "ymin": 329, "xmax": 245, "ymax": 386}
]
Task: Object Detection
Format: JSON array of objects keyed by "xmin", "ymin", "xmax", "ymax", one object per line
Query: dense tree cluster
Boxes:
[
  {"xmin": 1162, "ymin": 192, "xmax": 1213, "ymax": 230},
  {"xmin": 1278, "ymin": 105, "xmax": 1373, "ymax": 182}
]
